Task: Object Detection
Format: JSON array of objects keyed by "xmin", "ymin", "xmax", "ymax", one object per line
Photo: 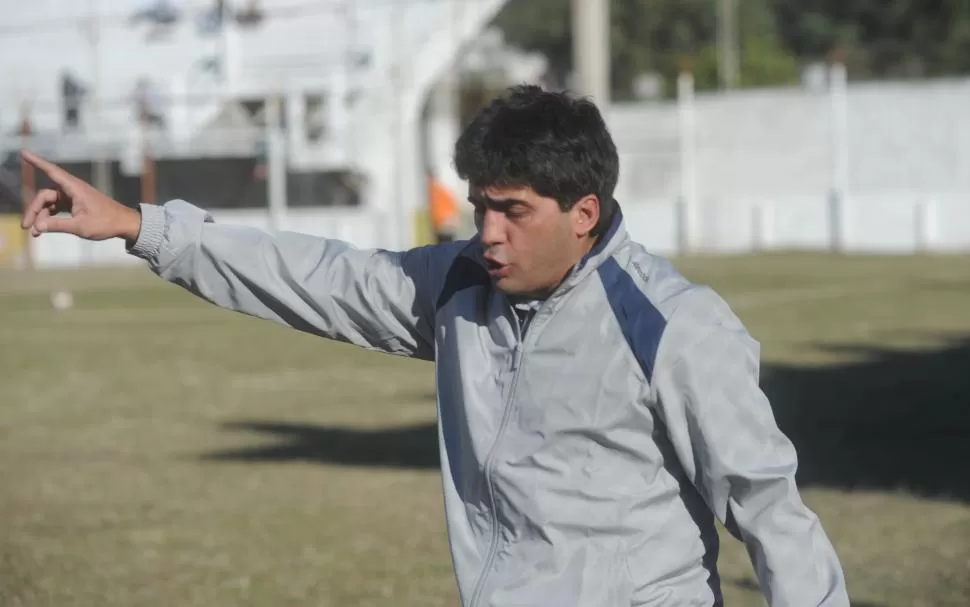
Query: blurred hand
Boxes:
[{"xmin": 20, "ymin": 150, "xmax": 142, "ymax": 242}]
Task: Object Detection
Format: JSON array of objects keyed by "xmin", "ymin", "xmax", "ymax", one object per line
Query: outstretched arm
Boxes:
[
  {"xmin": 653, "ymin": 288, "xmax": 849, "ymax": 607},
  {"xmin": 20, "ymin": 151, "xmax": 443, "ymax": 360},
  {"xmin": 129, "ymin": 200, "xmax": 440, "ymax": 358}
]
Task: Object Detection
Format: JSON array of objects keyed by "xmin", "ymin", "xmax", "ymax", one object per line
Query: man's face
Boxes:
[{"xmin": 469, "ymin": 185, "xmax": 599, "ymax": 299}]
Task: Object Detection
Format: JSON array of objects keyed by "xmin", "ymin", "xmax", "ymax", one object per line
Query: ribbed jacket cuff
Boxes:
[{"xmin": 126, "ymin": 203, "xmax": 166, "ymax": 264}]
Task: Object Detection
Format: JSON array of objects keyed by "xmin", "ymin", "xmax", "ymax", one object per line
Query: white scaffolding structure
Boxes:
[{"xmin": 0, "ymin": 0, "xmax": 510, "ymax": 259}]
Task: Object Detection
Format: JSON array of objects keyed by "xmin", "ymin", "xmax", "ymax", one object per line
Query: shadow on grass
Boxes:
[
  {"xmin": 727, "ymin": 577, "xmax": 887, "ymax": 607},
  {"xmin": 205, "ymin": 335, "xmax": 970, "ymax": 501},
  {"xmin": 762, "ymin": 334, "xmax": 970, "ymax": 502},
  {"xmin": 202, "ymin": 421, "xmax": 439, "ymax": 468},
  {"xmin": 727, "ymin": 577, "xmax": 886, "ymax": 606}
]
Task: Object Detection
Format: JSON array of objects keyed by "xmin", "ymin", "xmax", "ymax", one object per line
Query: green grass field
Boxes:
[{"xmin": 1, "ymin": 253, "xmax": 969, "ymax": 607}]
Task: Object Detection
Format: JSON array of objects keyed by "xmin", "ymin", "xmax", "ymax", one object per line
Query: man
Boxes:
[{"xmin": 21, "ymin": 85, "xmax": 848, "ymax": 607}]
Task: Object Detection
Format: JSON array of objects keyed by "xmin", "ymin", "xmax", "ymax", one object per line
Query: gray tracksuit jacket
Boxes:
[{"xmin": 128, "ymin": 199, "xmax": 849, "ymax": 607}]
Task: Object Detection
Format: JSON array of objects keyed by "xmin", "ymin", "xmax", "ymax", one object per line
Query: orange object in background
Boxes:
[{"xmin": 429, "ymin": 175, "xmax": 458, "ymax": 242}]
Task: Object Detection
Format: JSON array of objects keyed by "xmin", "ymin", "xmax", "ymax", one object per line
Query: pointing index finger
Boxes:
[{"xmin": 21, "ymin": 150, "xmax": 71, "ymax": 187}]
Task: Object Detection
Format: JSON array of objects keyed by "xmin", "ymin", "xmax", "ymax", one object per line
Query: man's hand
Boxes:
[{"xmin": 20, "ymin": 150, "xmax": 141, "ymax": 242}]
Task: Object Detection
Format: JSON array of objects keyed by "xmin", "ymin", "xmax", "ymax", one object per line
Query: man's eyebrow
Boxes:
[{"xmin": 467, "ymin": 195, "xmax": 529, "ymax": 208}]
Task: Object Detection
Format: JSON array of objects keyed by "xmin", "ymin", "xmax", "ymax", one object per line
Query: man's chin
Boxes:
[
  {"xmin": 492, "ymin": 276, "xmax": 523, "ymax": 295},
  {"xmin": 491, "ymin": 276, "xmax": 514, "ymax": 291}
]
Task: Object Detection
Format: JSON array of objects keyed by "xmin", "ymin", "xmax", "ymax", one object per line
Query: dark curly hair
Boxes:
[{"xmin": 453, "ymin": 85, "xmax": 619, "ymax": 236}]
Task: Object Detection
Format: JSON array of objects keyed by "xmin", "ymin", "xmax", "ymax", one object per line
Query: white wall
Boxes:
[
  {"xmin": 621, "ymin": 194, "xmax": 967, "ymax": 257},
  {"xmin": 608, "ymin": 75, "xmax": 970, "ymax": 254}
]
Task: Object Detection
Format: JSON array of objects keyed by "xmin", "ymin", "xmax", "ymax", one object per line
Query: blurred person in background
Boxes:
[
  {"xmin": 60, "ymin": 70, "xmax": 87, "ymax": 132},
  {"xmin": 19, "ymin": 85, "xmax": 849, "ymax": 607},
  {"xmin": 428, "ymin": 169, "xmax": 460, "ymax": 243}
]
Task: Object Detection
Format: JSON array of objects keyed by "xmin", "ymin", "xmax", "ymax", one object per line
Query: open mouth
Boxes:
[{"xmin": 483, "ymin": 258, "xmax": 509, "ymax": 278}]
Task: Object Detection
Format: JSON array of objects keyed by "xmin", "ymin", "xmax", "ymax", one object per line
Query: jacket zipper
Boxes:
[
  {"xmin": 467, "ymin": 306, "xmax": 528, "ymax": 607},
  {"xmin": 464, "ymin": 252, "xmax": 603, "ymax": 605}
]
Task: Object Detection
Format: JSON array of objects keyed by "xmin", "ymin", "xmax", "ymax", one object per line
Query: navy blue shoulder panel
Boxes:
[
  {"xmin": 597, "ymin": 257, "xmax": 667, "ymax": 382},
  {"xmin": 436, "ymin": 255, "xmax": 491, "ymax": 312}
]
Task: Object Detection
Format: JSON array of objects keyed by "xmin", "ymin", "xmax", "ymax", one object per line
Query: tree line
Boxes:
[{"xmin": 492, "ymin": 0, "xmax": 970, "ymax": 99}]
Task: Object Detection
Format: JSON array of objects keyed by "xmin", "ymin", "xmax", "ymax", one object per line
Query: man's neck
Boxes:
[
  {"xmin": 577, "ymin": 234, "xmax": 599, "ymax": 261},
  {"xmin": 564, "ymin": 234, "xmax": 601, "ymax": 276}
]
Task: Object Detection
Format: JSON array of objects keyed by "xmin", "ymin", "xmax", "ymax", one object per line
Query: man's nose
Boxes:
[{"xmin": 478, "ymin": 209, "xmax": 507, "ymax": 247}]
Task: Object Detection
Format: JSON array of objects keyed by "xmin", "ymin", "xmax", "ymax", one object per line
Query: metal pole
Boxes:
[
  {"xmin": 829, "ymin": 60, "xmax": 849, "ymax": 252},
  {"xmin": 913, "ymin": 199, "xmax": 936, "ymax": 253},
  {"xmin": 140, "ymin": 119, "xmax": 156, "ymax": 204},
  {"xmin": 88, "ymin": 0, "xmax": 110, "ymax": 191},
  {"xmin": 87, "ymin": 0, "xmax": 101, "ymax": 129},
  {"xmin": 717, "ymin": 0, "xmax": 740, "ymax": 89},
  {"xmin": 390, "ymin": 0, "xmax": 407, "ymax": 250},
  {"xmin": 571, "ymin": 0, "xmax": 611, "ymax": 106},
  {"xmin": 677, "ymin": 71, "xmax": 698, "ymax": 254},
  {"xmin": 84, "ymin": 0, "xmax": 111, "ymax": 265},
  {"xmin": 265, "ymin": 94, "xmax": 287, "ymax": 231},
  {"xmin": 20, "ymin": 110, "xmax": 35, "ymax": 269}
]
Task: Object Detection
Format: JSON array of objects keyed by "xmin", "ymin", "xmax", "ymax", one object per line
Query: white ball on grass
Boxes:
[{"xmin": 51, "ymin": 290, "xmax": 74, "ymax": 311}]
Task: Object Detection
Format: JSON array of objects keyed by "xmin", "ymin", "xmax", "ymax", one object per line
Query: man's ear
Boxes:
[{"xmin": 571, "ymin": 195, "xmax": 600, "ymax": 238}]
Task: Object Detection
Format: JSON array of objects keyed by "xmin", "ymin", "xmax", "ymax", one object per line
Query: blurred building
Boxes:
[
  {"xmin": 2, "ymin": 0, "xmax": 969, "ymax": 266},
  {"xmin": 0, "ymin": 0, "xmax": 511, "ymax": 266}
]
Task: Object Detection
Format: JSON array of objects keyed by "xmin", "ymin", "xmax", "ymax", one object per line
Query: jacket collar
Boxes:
[{"xmin": 557, "ymin": 202, "xmax": 628, "ymax": 294}]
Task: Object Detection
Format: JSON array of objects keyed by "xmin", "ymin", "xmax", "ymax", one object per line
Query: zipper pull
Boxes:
[{"xmin": 511, "ymin": 343, "xmax": 523, "ymax": 372}]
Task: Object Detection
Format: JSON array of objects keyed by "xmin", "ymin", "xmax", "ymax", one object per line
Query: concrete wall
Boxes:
[{"xmin": 607, "ymin": 77, "xmax": 970, "ymax": 253}]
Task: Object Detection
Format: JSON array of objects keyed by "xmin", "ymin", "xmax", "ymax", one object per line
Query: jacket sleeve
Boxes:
[
  {"xmin": 127, "ymin": 199, "xmax": 442, "ymax": 360},
  {"xmin": 652, "ymin": 288, "xmax": 849, "ymax": 607}
]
